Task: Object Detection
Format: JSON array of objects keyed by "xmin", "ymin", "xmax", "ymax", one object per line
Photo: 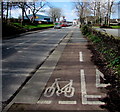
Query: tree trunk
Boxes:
[
  {"xmin": 21, "ymin": 2, "xmax": 25, "ymax": 25},
  {"xmin": 6, "ymin": 2, "xmax": 9, "ymax": 22},
  {"xmin": 1, "ymin": 2, "xmax": 3, "ymax": 20}
]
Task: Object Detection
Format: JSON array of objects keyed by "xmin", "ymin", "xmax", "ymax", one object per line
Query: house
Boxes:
[{"xmin": 24, "ymin": 14, "xmax": 53, "ymax": 23}]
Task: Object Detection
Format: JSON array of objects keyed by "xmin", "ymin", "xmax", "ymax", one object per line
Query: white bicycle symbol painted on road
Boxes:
[{"xmin": 44, "ymin": 78, "xmax": 75, "ymax": 97}]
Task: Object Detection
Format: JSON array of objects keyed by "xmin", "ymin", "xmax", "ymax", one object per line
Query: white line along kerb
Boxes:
[{"xmin": 79, "ymin": 52, "xmax": 83, "ymax": 62}]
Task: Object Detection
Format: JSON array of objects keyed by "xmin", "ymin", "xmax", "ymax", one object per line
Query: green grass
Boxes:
[
  {"xmin": 93, "ymin": 25, "xmax": 120, "ymax": 29},
  {"xmin": 111, "ymin": 26, "xmax": 120, "ymax": 29},
  {"xmin": 92, "ymin": 26, "xmax": 100, "ymax": 28},
  {"xmin": 13, "ymin": 23, "xmax": 54, "ymax": 29},
  {"xmin": 24, "ymin": 24, "xmax": 54, "ymax": 29}
]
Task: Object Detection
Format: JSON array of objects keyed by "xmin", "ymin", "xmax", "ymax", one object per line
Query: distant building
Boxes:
[
  {"xmin": 84, "ymin": 16, "xmax": 98, "ymax": 24},
  {"xmin": 24, "ymin": 14, "xmax": 53, "ymax": 23},
  {"xmin": 73, "ymin": 19, "xmax": 79, "ymax": 25},
  {"xmin": 110, "ymin": 18, "xmax": 120, "ymax": 25}
]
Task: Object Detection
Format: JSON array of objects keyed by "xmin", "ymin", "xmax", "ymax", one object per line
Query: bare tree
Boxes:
[
  {"xmin": 48, "ymin": 7, "xmax": 62, "ymax": 22},
  {"xmin": 74, "ymin": 1, "xmax": 90, "ymax": 24},
  {"xmin": 106, "ymin": 0, "xmax": 114, "ymax": 25},
  {"xmin": 74, "ymin": 0, "xmax": 115, "ymax": 25},
  {"xmin": 2, "ymin": 0, "xmax": 46, "ymax": 24},
  {"xmin": 25, "ymin": 1, "xmax": 46, "ymax": 23}
]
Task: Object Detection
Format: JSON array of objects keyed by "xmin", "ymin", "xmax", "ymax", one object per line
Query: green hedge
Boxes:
[{"xmin": 2, "ymin": 22, "xmax": 26, "ymax": 38}]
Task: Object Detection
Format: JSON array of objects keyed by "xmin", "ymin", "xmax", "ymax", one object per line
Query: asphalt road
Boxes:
[
  {"xmin": 2, "ymin": 27, "xmax": 72, "ymax": 102},
  {"xmin": 95, "ymin": 28, "xmax": 120, "ymax": 37}
]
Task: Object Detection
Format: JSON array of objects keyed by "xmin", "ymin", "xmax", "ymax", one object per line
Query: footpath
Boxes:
[{"xmin": 4, "ymin": 27, "xmax": 109, "ymax": 112}]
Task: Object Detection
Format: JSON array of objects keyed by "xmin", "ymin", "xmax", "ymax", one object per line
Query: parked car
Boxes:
[
  {"xmin": 61, "ymin": 22, "xmax": 68, "ymax": 27},
  {"xmin": 54, "ymin": 22, "xmax": 62, "ymax": 29}
]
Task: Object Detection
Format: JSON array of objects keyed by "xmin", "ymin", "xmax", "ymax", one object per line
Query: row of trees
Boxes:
[
  {"xmin": 1, "ymin": 1, "xmax": 63, "ymax": 24},
  {"xmin": 74, "ymin": 0, "xmax": 116, "ymax": 26}
]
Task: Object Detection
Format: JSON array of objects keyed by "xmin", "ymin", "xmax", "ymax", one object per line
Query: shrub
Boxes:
[{"xmin": 2, "ymin": 22, "xmax": 26, "ymax": 38}]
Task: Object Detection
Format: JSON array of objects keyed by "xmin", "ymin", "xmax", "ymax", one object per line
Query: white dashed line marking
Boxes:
[
  {"xmin": 18, "ymin": 51, "xmax": 23, "ymax": 53},
  {"xmin": 58, "ymin": 101, "xmax": 77, "ymax": 104},
  {"xmin": 79, "ymin": 52, "xmax": 83, "ymax": 62},
  {"xmin": 37, "ymin": 100, "xmax": 52, "ymax": 104}
]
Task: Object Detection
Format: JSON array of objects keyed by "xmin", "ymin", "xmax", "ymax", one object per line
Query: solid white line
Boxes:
[
  {"xmin": 58, "ymin": 101, "xmax": 77, "ymax": 104},
  {"xmin": 80, "ymin": 69, "xmax": 87, "ymax": 104},
  {"xmin": 79, "ymin": 52, "xmax": 83, "ymax": 62},
  {"xmin": 80, "ymin": 69, "xmax": 86, "ymax": 94},
  {"xmin": 37, "ymin": 100, "xmax": 52, "ymax": 104},
  {"xmin": 85, "ymin": 95, "xmax": 102, "ymax": 98},
  {"xmin": 87, "ymin": 101, "xmax": 105, "ymax": 105},
  {"xmin": 80, "ymin": 69, "xmax": 105, "ymax": 105}
]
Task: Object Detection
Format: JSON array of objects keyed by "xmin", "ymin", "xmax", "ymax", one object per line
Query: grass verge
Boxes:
[
  {"xmin": 13, "ymin": 23, "xmax": 54, "ymax": 29},
  {"xmin": 2, "ymin": 22, "xmax": 54, "ymax": 39}
]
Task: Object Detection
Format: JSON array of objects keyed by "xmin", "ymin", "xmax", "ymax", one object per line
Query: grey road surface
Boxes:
[
  {"xmin": 95, "ymin": 28, "xmax": 120, "ymax": 37},
  {"xmin": 2, "ymin": 27, "xmax": 72, "ymax": 102}
]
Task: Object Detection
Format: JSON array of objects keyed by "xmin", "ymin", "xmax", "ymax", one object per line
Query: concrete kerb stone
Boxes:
[{"xmin": 2, "ymin": 30, "xmax": 73, "ymax": 112}]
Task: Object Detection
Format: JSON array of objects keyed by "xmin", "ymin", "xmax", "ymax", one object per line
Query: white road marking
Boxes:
[
  {"xmin": 5, "ymin": 39, "xmax": 32, "ymax": 49},
  {"xmin": 58, "ymin": 101, "xmax": 77, "ymax": 104},
  {"xmin": 86, "ymin": 101, "xmax": 105, "ymax": 105},
  {"xmin": 44, "ymin": 78, "xmax": 75, "ymax": 98},
  {"xmin": 37, "ymin": 100, "xmax": 52, "ymax": 104},
  {"xmin": 42, "ymin": 34, "xmax": 48, "ymax": 35},
  {"xmin": 23, "ymin": 48, "xmax": 28, "ymax": 50},
  {"xmin": 18, "ymin": 51, "xmax": 23, "ymax": 53},
  {"xmin": 80, "ymin": 69, "xmax": 105, "ymax": 105},
  {"xmin": 85, "ymin": 95, "xmax": 102, "ymax": 98},
  {"xmin": 19, "ymin": 43, "xmax": 24, "ymax": 45},
  {"xmin": 96, "ymin": 69, "xmax": 110, "ymax": 88},
  {"xmin": 44, "ymin": 78, "xmax": 75, "ymax": 97},
  {"xmin": 79, "ymin": 52, "xmax": 83, "ymax": 62},
  {"xmin": 80, "ymin": 69, "xmax": 87, "ymax": 104}
]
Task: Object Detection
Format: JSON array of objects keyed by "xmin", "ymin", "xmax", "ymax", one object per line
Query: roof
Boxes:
[
  {"xmin": 27, "ymin": 14, "xmax": 51, "ymax": 18},
  {"xmin": 24, "ymin": 14, "xmax": 52, "ymax": 21}
]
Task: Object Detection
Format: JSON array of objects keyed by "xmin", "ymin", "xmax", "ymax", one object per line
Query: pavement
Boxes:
[{"xmin": 3, "ymin": 26, "xmax": 109, "ymax": 112}]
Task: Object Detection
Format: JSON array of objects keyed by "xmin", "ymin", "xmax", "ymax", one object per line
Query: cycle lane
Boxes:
[
  {"xmin": 35, "ymin": 29, "xmax": 107, "ymax": 111},
  {"xmin": 7, "ymin": 28, "xmax": 108, "ymax": 111}
]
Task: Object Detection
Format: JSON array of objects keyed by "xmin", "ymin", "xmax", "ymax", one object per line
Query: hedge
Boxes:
[{"xmin": 81, "ymin": 25, "xmax": 120, "ymax": 112}]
